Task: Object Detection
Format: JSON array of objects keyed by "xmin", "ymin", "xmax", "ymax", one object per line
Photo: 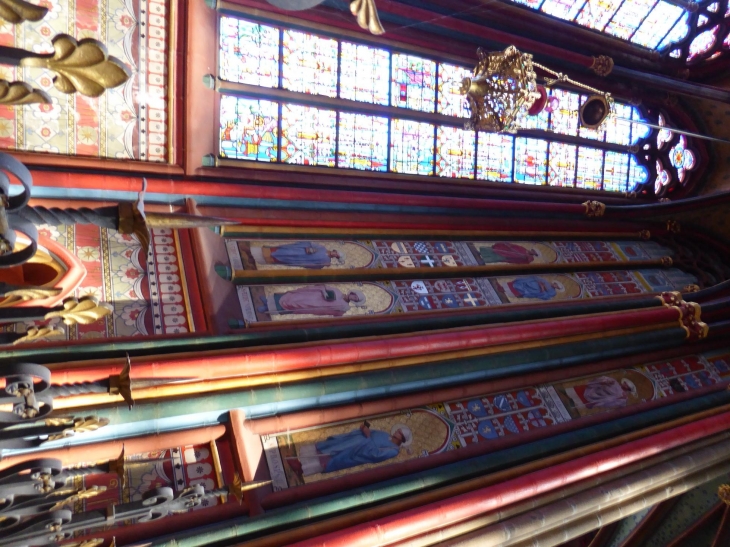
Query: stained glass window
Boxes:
[
  {"xmin": 390, "ymin": 119, "xmax": 435, "ymax": 175},
  {"xmin": 438, "ymin": 63, "xmax": 472, "ymax": 117},
  {"xmin": 280, "ymin": 104, "xmax": 337, "ymax": 166},
  {"xmin": 631, "ymin": 4, "xmax": 683, "ymax": 49},
  {"xmin": 659, "ymin": 14, "xmax": 690, "ymax": 50},
  {"xmin": 391, "ymin": 54, "xmax": 437, "ymax": 112},
  {"xmin": 476, "ymin": 133, "xmax": 514, "ymax": 182},
  {"xmin": 338, "ymin": 112, "xmax": 389, "ymax": 171},
  {"xmin": 339, "ymin": 42, "xmax": 390, "ymax": 105},
  {"xmin": 603, "ymin": 152, "xmax": 630, "ymax": 192},
  {"xmin": 576, "ymin": 0, "xmax": 623, "ymax": 31},
  {"xmin": 514, "ymin": 138, "xmax": 548, "ymax": 185},
  {"xmin": 576, "ymin": 147, "xmax": 604, "ymax": 190},
  {"xmin": 540, "ymin": 0, "xmax": 583, "ymax": 20},
  {"xmin": 605, "ymin": 0, "xmax": 655, "ymax": 41},
  {"xmin": 219, "ymin": 96, "xmax": 278, "ymax": 161},
  {"xmin": 219, "ymin": 17, "xmax": 280, "ymax": 87},
  {"xmin": 548, "ymin": 142, "xmax": 577, "ymax": 187},
  {"xmin": 216, "ymin": 14, "xmax": 698, "ymax": 196},
  {"xmin": 688, "ymin": 26, "xmax": 720, "ymax": 60},
  {"xmin": 282, "ymin": 30, "xmax": 338, "ymax": 97},
  {"xmin": 549, "ymin": 89, "xmax": 580, "ymax": 136},
  {"xmin": 436, "ymin": 126, "xmax": 476, "ymax": 178}
]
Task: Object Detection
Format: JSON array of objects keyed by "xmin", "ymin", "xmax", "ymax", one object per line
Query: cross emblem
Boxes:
[
  {"xmin": 420, "ymin": 255, "xmax": 436, "ymax": 267},
  {"xmin": 463, "ymin": 293, "xmax": 479, "ymax": 306}
]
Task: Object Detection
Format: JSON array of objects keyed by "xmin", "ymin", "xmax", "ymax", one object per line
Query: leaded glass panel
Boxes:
[
  {"xmin": 603, "ymin": 151, "xmax": 630, "ymax": 192},
  {"xmin": 219, "ymin": 96, "xmax": 279, "ymax": 161},
  {"xmin": 605, "ymin": 0, "xmax": 656, "ymax": 41},
  {"xmin": 219, "ymin": 17, "xmax": 280, "ymax": 87},
  {"xmin": 338, "ymin": 112, "xmax": 389, "ymax": 171},
  {"xmin": 576, "ymin": 0, "xmax": 623, "ymax": 31},
  {"xmin": 391, "ymin": 54, "xmax": 437, "ymax": 112},
  {"xmin": 437, "ymin": 63, "xmax": 472, "ymax": 117},
  {"xmin": 632, "ymin": 3, "xmax": 683, "ymax": 49},
  {"xmin": 576, "ymin": 147, "xmax": 604, "ymax": 190},
  {"xmin": 540, "ymin": 0, "xmax": 584, "ymax": 20},
  {"xmin": 280, "ymin": 104, "xmax": 337, "ymax": 166},
  {"xmin": 629, "ymin": 156, "xmax": 649, "ymax": 189},
  {"xmin": 604, "ymin": 102, "xmax": 634, "ymax": 146},
  {"xmin": 339, "ymin": 42, "xmax": 390, "ymax": 105},
  {"xmin": 282, "ymin": 30, "xmax": 338, "ymax": 97},
  {"xmin": 514, "ymin": 138, "xmax": 548, "ymax": 185},
  {"xmin": 390, "ymin": 119, "xmax": 435, "ymax": 174},
  {"xmin": 476, "ymin": 133, "xmax": 514, "ymax": 182},
  {"xmin": 548, "ymin": 89, "xmax": 580, "ymax": 136},
  {"xmin": 548, "ymin": 142, "xmax": 577, "ymax": 187},
  {"xmin": 436, "ymin": 126, "xmax": 476, "ymax": 178}
]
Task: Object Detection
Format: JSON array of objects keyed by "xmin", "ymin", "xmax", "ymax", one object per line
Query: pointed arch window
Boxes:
[
  {"xmin": 215, "ymin": 15, "xmax": 698, "ymax": 196},
  {"xmin": 506, "ymin": 0, "xmax": 730, "ymax": 63}
]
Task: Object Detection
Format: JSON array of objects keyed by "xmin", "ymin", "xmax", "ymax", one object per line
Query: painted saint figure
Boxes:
[
  {"xmin": 257, "ymin": 284, "xmax": 366, "ymax": 317},
  {"xmin": 507, "ymin": 276, "xmax": 562, "ymax": 301},
  {"xmin": 479, "ymin": 242, "xmax": 539, "ymax": 265},
  {"xmin": 251, "ymin": 241, "xmax": 345, "ymax": 269},
  {"xmin": 286, "ymin": 422, "xmax": 413, "ymax": 480},
  {"xmin": 569, "ymin": 376, "xmax": 638, "ymax": 411}
]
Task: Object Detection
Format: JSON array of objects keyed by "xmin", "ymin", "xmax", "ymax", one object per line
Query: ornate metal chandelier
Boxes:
[{"xmin": 460, "ymin": 46, "xmax": 614, "ymax": 134}]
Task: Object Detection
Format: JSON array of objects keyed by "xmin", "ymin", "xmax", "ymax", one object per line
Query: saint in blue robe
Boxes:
[
  {"xmin": 508, "ymin": 276, "xmax": 557, "ymax": 301},
  {"xmin": 268, "ymin": 242, "xmax": 331, "ymax": 269},
  {"xmin": 314, "ymin": 429, "xmax": 400, "ymax": 473}
]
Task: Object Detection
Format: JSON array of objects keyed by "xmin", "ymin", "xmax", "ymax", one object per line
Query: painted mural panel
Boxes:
[
  {"xmin": 0, "ymin": 0, "xmax": 170, "ymax": 161},
  {"xmin": 237, "ymin": 269, "xmax": 696, "ymax": 323},
  {"xmin": 1, "ymin": 225, "xmax": 198, "ymax": 340},
  {"xmin": 227, "ymin": 238, "xmax": 674, "ymax": 271},
  {"xmin": 263, "ymin": 353, "xmax": 725, "ymax": 490}
]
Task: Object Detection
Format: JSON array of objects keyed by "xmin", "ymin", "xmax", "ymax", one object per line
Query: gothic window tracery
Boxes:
[{"xmin": 216, "ymin": 15, "xmax": 699, "ymax": 196}]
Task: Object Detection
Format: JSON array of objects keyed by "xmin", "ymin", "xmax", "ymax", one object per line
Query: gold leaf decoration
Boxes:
[
  {"xmin": 13, "ymin": 325, "xmax": 65, "ymax": 345},
  {"xmin": 46, "ymin": 416, "xmax": 110, "ymax": 441},
  {"xmin": 20, "ymin": 34, "xmax": 131, "ymax": 97},
  {"xmin": 350, "ymin": 0, "xmax": 384, "ymax": 35},
  {"xmin": 50, "ymin": 485, "xmax": 107, "ymax": 510},
  {"xmin": 0, "ymin": 0, "xmax": 48, "ymax": 24},
  {"xmin": 45, "ymin": 296, "xmax": 113, "ymax": 326},
  {"xmin": 0, "ymin": 79, "xmax": 51, "ymax": 105},
  {"xmin": 3, "ymin": 286, "xmax": 61, "ymax": 301}
]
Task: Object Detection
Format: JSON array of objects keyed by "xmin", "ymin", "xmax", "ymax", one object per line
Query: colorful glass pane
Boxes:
[
  {"xmin": 655, "ymin": 159, "xmax": 671, "ymax": 193},
  {"xmin": 548, "ymin": 89, "xmax": 580, "ymax": 136},
  {"xmin": 725, "ymin": 32, "xmax": 730, "ymax": 49},
  {"xmin": 436, "ymin": 126, "xmax": 476, "ymax": 178},
  {"xmin": 280, "ymin": 104, "xmax": 337, "ymax": 166},
  {"xmin": 476, "ymin": 133, "xmax": 514, "ymax": 182},
  {"xmin": 576, "ymin": 0, "xmax": 623, "ymax": 31},
  {"xmin": 390, "ymin": 119, "xmax": 435, "ymax": 174},
  {"xmin": 391, "ymin": 54, "xmax": 437, "ymax": 112},
  {"xmin": 657, "ymin": 114, "xmax": 673, "ymax": 149},
  {"xmin": 604, "ymin": 102, "xmax": 633, "ymax": 145},
  {"xmin": 339, "ymin": 42, "xmax": 390, "ymax": 105},
  {"xmin": 219, "ymin": 96, "xmax": 279, "ymax": 161},
  {"xmin": 603, "ymin": 152, "xmax": 630, "ymax": 192},
  {"xmin": 659, "ymin": 14, "xmax": 690, "ymax": 50},
  {"xmin": 688, "ymin": 26, "xmax": 719, "ymax": 60},
  {"xmin": 515, "ymin": 101, "xmax": 549, "ymax": 130},
  {"xmin": 576, "ymin": 147, "xmax": 604, "ymax": 190},
  {"xmin": 218, "ymin": 17, "xmax": 280, "ymax": 87},
  {"xmin": 547, "ymin": 142, "xmax": 577, "ymax": 187},
  {"xmin": 513, "ymin": 0, "xmax": 545, "ymax": 8},
  {"xmin": 337, "ymin": 112, "xmax": 389, "ymax": 171},
  {"xmin": 630, "ymin": 108, "xmax": 651, "ymax": 143},
  {"xmin": 540, "ymin": 0, "xmax": 584, "ymax": 20},
  {"xmin": 514, "ymin": 138, "xmax": 548, "ymax": 185},
  {"xmin": 669, "ymin": 136, "xmax": 696, "ymax": 182},
  {"xmin": 629, "ymin": 156, "xmax": 649, "ymax": 189},
  {"xmin": 605, "ymin": 0, "xmax": 656, "ymax": 41},
  {"xmin": 632, "ymin": 3, "xmax": 683, "ymax": 48},
  {"xmin": 438, "ymin": 63, "xmax": 472, "ymax": 117},
  {"xmin": 282, "ymin": 30, "xmax": 338, "ymax": 97}
]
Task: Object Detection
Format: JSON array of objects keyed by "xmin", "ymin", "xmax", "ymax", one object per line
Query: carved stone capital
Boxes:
[{"xmin": 582, "ymin": 200, "xmax": 606, "ymax": 218}]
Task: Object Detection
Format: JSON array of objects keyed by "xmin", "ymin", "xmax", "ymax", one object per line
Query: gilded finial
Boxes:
[
  {"xmin": 46, "ymin": 416, "xmax": 110, "ymax": 441},
  {"xmin": 0, "ymin": 0, "xmax": 48, "ymax": 24},
  {"xmin": 109, "ymin": 355, "xmax": 134, "ymax": 409},
  {"xmin": 228, "ymin": 472, "xmax": 272, "ymax": 503},
  {"xmin": 20, "ymin": 34, "xmax": 131, "ymax": 97}
]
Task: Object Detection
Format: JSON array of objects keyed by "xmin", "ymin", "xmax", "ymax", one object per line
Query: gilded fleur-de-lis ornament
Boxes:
[
  {"xmin": 0, "ymin": 79, "xmax": 50, "ymax": 104},
  {"xmin": 45, "ymin": 296, "xmax": 113, "ymax": 325},
  {"xmin": 20, "ymin": 34, "xmax": 131, "ymax": 97},
  {"xmin": 0, "ymin": 0, "xmax": 48, "ymax": 25}
]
